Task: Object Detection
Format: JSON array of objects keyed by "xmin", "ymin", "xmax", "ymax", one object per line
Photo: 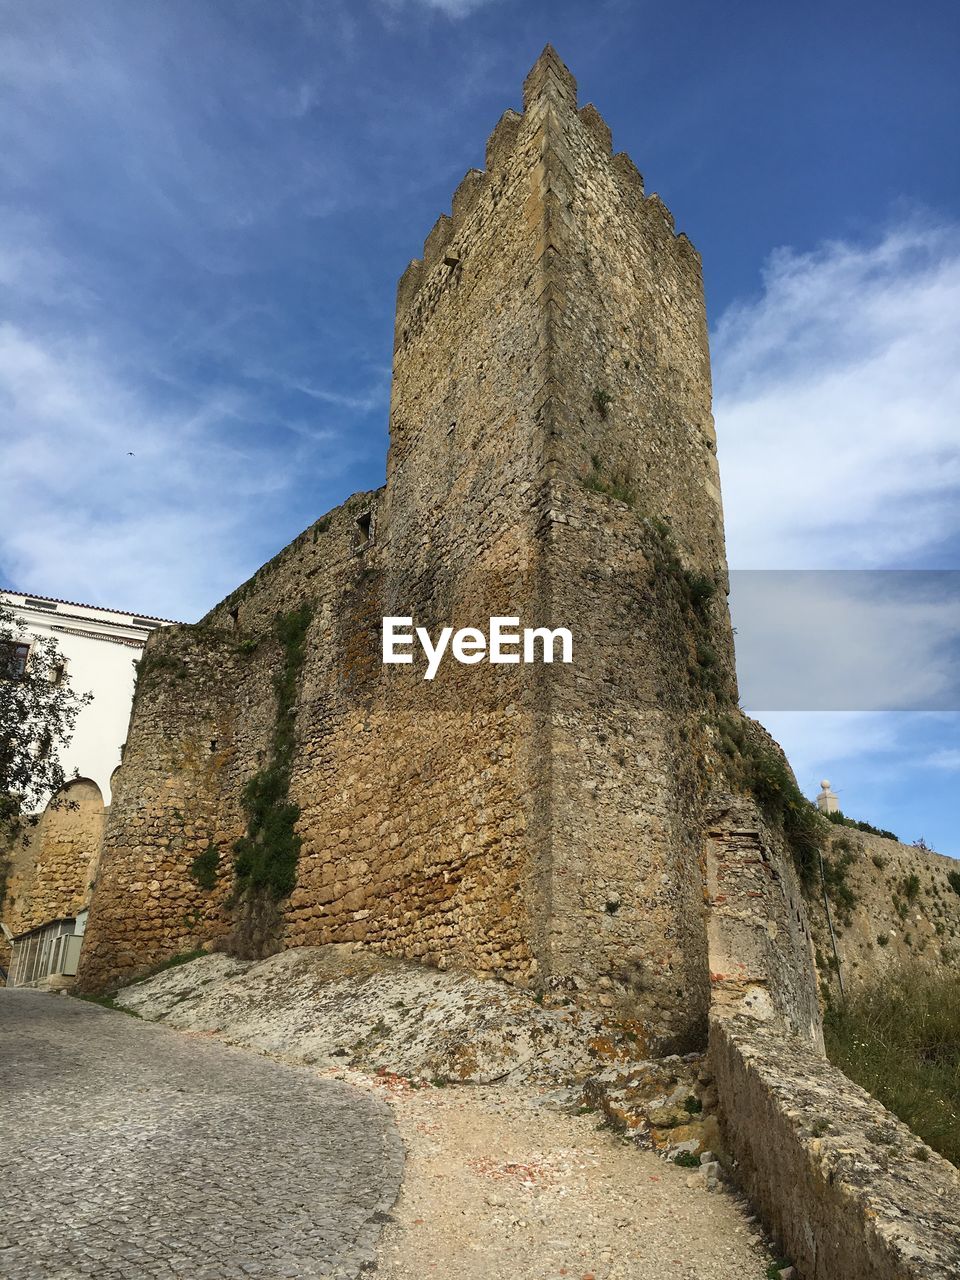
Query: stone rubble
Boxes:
[{"xmin": 116, "ymin": 947, "xmax": 720, "ymax": 1156}]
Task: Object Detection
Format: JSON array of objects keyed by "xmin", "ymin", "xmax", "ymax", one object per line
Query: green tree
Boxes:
[{"xmin": 1, "ymin": 603, "xmax": 93, "ymax": 848}]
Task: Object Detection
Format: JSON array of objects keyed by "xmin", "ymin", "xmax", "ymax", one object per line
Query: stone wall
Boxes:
[
  {"xmin": 703, "ymin": 787, "xmax": 960, "ymax": 1278},
  {"xmin": 502, "ymin": 52, "xmax": 737, "ymax": 1047},
  {"xmin": 75, "ymin": 622, "xmax": 275, "ymax": 981},
  {"xmin": 806, "ymin": 828, "xmax": 960, "ymax": 997},
  {"xmin": 705, "ymin": 794, "xmax": 822, "ymax": 1046},
  {"xmin": 712, "ymin": 1017, "xmax": 960, "ymax": 1280},
  {"xmin": 77, "ymin": 49, "xmax": 768, "ymax": 1054},
  {"xmin": 1, "ymin": 777, "xmax": 105, "ymax": 944}
]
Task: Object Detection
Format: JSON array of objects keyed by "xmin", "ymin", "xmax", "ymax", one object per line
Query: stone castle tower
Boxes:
[{"xmin": 76, "ymin": 49, "xmax": 815, "ymax": 1053}]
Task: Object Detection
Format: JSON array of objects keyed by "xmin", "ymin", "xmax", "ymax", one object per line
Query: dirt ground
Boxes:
[
  {"xmin": 330, "ymin": 1069, "xmax": 776, "ymax": 1280},
  {"xmin": 115, "ymin": 949, "xmax": 783, "ymax": 1278}
]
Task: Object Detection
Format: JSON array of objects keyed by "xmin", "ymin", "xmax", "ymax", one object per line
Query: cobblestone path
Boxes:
[{"xmin": 0, "ymin": 989, "xmax": 403, "ymax": 1280}]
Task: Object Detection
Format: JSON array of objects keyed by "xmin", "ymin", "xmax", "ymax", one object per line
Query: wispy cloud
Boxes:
[
  {"xmin": 749, "ymin": 708, "xmax": 959, "ymax": 852},
  {"xmin": 0, "ymin": 8, "xmax": 398, "ymax": 620},
  {"xmin": 714, "ymin": 219, "xmax": 960, "ymax": 569},
  {"xmin": 715, "ymin": 222, "xmax": 960, "ymax": 851},
  {"xmin": 0, "ymin": 310, "xmax": 354, "ymax": 621},
  {"xmin": 752, "ymin": 711, "xmax": 901, "ymax": 786},
  {"xmin": 732, "ymin": 571, "xmax": 960, "ymax": 711},
  {"xmin": 379, "ymin": 0, "xmax": 506, "ymax": 16},
  {"xmin": 928, "ymin": 748, "xmax": 960, "ymax": 771}
]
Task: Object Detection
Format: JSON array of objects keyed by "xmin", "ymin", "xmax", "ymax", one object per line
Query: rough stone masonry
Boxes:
[{"xmin": 76, "ymin": 47, "xmax": 820, "ymax": 1055}]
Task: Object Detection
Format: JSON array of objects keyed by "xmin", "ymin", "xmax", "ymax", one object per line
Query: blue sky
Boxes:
[{"xmin": 2, "ymin": 0, "xmax": 958, "ymax": 854}]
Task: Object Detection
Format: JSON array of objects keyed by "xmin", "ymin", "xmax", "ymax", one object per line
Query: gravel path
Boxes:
[
  {"xmin": 361, "ymin": 1072, "xmax": 774, "ymax": 1280},
  {"xmin": 0, "ymin": 989, "xmax": 403, "ymax": 1280}
]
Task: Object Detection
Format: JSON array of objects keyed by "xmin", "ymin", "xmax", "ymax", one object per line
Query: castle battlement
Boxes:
[{"xmin": 396, "ymin": 46, "xmax": 699, "ymax": 347}]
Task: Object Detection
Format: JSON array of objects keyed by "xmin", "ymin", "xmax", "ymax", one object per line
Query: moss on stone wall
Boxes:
[
  {"xmin": 715, "ymin": 713, "xmax": 824, "ymax": 888},
  {"xmin": 232, "ymin": 604, "xmax": 312, "ymax": 902},
  {"xmin": 188, "ymin": 843, "xmax": 220, "ymax": 891}
]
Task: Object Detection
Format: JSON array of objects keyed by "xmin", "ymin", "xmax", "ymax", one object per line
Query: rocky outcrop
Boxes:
[{"xmin": 115, "ymin": 946, "xmax": 665, "ymax": 1088}]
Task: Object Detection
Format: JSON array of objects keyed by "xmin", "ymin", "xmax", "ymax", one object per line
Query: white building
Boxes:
[
  {"xmin": 1, "ymin": 590, "xmax": 176, "ymax": 804},
  {"xmin": 1, "ymin": 590, "xmax": 175, "ymax": 988}
]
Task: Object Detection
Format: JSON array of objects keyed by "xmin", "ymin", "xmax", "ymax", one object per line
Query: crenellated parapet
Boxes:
[
  {"xmin": 393, "ymin": 45, "xmax": 699, "ymax": 337},
  {"xmin": 485, "ymin": 109, "xmax": 522, "ymax": 171},
  {"xmin": 578, "ymin": 103, "xmax": 612, "ymax": 154}
]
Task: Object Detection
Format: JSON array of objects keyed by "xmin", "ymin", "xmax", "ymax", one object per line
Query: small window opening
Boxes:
[
  {"xmin": 210, "ymin": 739, "xmax": 218, "ymax": 753},
  {"xmin": 1, "ymin": 641, "xmax": 30, "ymax": 679},
  {"xmin": 228, "ymin": 606, "xmax": 239, "ymax": 630},
  {"xmin": 356, "ymin": 512, "xmax": 372, "ymax": 544}
]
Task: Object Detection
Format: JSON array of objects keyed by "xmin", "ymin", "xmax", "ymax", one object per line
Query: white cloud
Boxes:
[
  {"xmin": 0, "ymin": 310, "xmax": 352, "ymax": 622},
  {"xmin": 731, "ymin": 570, "xmax": 960, "ymax": 711},
  {"xmin": 379, "ymin": 0, "xmax": 504, "ymax": 16},
  {"xmin": 716, "ymin": 226, "xmax": 960, "ymax": 840},
  {"xmin": 714, "ymin": 220, "xmax": 960, "ymax": 568},
  {"xmin": 751, "ymin": 711, "xmax": 901, "ymax": 794},
  {"xmin": 928, "ymin": 748, "xmax": 960, "ymax": 771}
]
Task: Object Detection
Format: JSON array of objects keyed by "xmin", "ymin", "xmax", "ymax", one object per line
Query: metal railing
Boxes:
[{"xmin": 8, "ymin": 921, "xmax": 83, "ymax": 988}]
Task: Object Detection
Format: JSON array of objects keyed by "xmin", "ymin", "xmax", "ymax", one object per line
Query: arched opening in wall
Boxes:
[
  {"xmin": 43, "ymin": 777, "xmax": 106, "ymax": 901},
  {"xmin": 48, "ymin": 777, "xmax": 105, "ymax": 816},
  {"xmin": 4, "ymin": 777, "xmax": 107, "ymax": 987}
]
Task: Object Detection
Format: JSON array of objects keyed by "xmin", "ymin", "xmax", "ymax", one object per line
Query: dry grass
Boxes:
[{"xmin": 824, "ymin": 966, "xmax": 960, "ymax": 1166}]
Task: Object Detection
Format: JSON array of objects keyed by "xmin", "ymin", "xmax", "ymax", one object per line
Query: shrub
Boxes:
[
  {"xmin": 233, "ymin": 604, "xmax": 312, "ymax": 900},
  {"xmin": 592, "ymin": 387, "xmax": 613, "ymax": 418},
  {"xmin": 821, "ymin": 844, "xmax": 858, "ymax": 921},
  {"xmin": 826, "ymin": 809, "xmax": 898, "ymax": 842},
  {"xmin": 189, "ymin": 843, "xmax": 220, "ymax": 891},
  {"xmin": 716, "ymin": 715, "xmax": 823, "ymax": 887},
  {"xmin": 582, "ymin": 457, "xmax": 636, "ymax": 506},
  {"xmin": 824, "ymin": 967, "xmax": 960, "ymax": 1166},
  {"xmin": 903, "ymin": 873, "xmax": 921, "ymax": 903},
  {"xmin": 673, "ymin": 1151, "xmax": 700, "ymax": 1168}
]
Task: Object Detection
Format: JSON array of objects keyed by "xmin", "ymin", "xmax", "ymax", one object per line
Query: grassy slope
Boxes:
[{"xmin": 824, "ymin": 966, "xmax": 960, "ymax": 1166}]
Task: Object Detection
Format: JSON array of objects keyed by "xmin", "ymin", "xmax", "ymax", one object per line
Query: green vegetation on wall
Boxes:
[
  {"xmin": 233, "ymin": 604, "xmax": 312, "ymax": 901},
  {"xmin": 591, "ymin": 387, "xmax": 613, "ymax": 419},
  {"xmin": 576, "ymin": 470, "xmax": 732, "ymax": 703},
  {"xmin": 582, "ymin": 454, "xmax": 637, "ymax": 505},
  {"xmin": 826, "ymin": 808, "xmax": 899, "ymax": 842},
  {"xmin": 716, "ymin": 714, "xmax": 824, "ymax": 887},
  {"xmin": 189, "ymin": 843, "xmax": 220, "ymax": 891},
  {"xmin": 820, "ymin": 838, "xmax": 858, "ymax": 925},
  {"xmin": 645, "ymin": 520, "xmax": 729, "ymax": 704},
  {"xmin": 136, "ymin": 650, "xmax": 189, "ymax": 683}
]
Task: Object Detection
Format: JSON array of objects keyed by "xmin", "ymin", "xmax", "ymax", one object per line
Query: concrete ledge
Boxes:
[{"xmin": 711, "ymin": 1016, "xmax": 960, "ymax": 1279}]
